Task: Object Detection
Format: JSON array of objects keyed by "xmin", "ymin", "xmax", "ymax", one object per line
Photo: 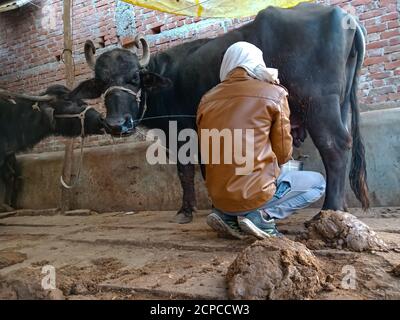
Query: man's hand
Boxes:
[{"xmin": 290, "ymin": 113, "xmax": 307, "ymax": 148}]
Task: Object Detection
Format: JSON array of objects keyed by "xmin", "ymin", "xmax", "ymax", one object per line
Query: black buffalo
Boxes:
[
  {"xmin": 70, "ymin": 3, "xmax": 369, "ymax": 223},
  {"xmin": 0, "ymin": 85, "xmax": 105, "ymax": 211}
]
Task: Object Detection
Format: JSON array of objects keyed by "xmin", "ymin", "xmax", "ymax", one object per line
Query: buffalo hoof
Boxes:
[
  {"xmin": 0, "ymin": 203, "xmax": 14, "ymax": 213},
  {"xmin": 173, "ymin": 211, "xmax": 193, "ymax": 224},
  {"xmin": 304, "ymin": 212, "xmax": 323, "ymax": 228}
]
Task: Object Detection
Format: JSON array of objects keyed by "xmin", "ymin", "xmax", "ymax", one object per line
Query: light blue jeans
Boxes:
[{"xmin": 219, "ymin": 171, "xmax": 326, "ymax": 220}]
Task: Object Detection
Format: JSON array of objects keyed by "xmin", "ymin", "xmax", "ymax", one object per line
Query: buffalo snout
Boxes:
[{"xmin": 104, "ymin": 114, "xmax": 134, "ymax": 136}]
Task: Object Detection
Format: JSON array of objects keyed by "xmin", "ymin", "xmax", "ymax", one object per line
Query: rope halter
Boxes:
[
  {"xmin": 53, "ymin": 105, "xmax": 93, "ymax": 138},
  {"xmin": 102, "ymin": 86, "xmax": 147, "ymax": 125},
  {"xmin": 103, "ymin": 86, "xmax": 142, "ymax": 104}
]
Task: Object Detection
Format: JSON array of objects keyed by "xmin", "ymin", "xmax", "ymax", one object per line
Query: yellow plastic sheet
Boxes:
[{"xmin": 122, "ymin": 0, "xmax": 310, "ymax": 18}]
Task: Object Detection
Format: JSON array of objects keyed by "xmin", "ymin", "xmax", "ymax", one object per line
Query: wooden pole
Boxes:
[{"xmin": 60, "ymin": 0, "xmax": 75, "ymax": 213}]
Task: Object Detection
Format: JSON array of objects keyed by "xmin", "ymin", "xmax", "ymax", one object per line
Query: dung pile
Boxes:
[
  {"xmin": 0, "ymin": 268, "xmax": 64, "ymax": 300},
  {"xmin": 0, "ymin": 250, "xmax": 27, "ymax": 269},
  {"xmin": 304, "ymin": 210, "xmax": 388, "ymax": 252},
  {"xmin": 226, "ymin": 237, "xmax": 325, "ymax": 300}
]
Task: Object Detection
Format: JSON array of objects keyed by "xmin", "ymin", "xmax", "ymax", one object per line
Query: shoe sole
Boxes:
[
  {"xmin": 172, "ymin": 212, "xmax": 193, "ymax": 224},
  {"xmin": 238, "ymin": 217, "xmax": 272, "ymax": 240},
  {"xmin": 206, "ymin": 213, "xmax": 244, "ymax": 240}
]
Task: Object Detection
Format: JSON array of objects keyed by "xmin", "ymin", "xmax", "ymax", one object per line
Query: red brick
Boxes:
[
  {"xmin": 369, "ymin": 71, "xmax": 392, "ymax": 80},
  {"xmin": 388, "ymin": 92, "xmax": 400, "ymax": 100},
  {"xmin": 364, "ymin": 18, "xmax": 380, "ymax": 27},
  {"xmin": 364, "ymin": 56, "xmax": 389, "ymax": 66},
  {"xmin": 385, "ymin": 76, "xmax": 400, "ymax": 85},
  {"xmin": 380, "ymin": 0, "xmax": 397, "ymax": 5},
  {"xmin": 381, "ymin": 29, "xmax": 400, "ymax": 40},
  {"xmin": 330, "ymin": 0, "xmax": 347, "ymax": 4},
  {"xmin": 367, "ymin": 39, "xmax": 389, "ymax": 50},
  {"xmin": 367, "ymin": 48, "xmax": 384, "ymax": 57},
  {"xmin": 388, "ymin": 20, "xmax": 400, "ymax": 29},
  {"xmin": 350, "ymin": 0, "xmax": 371, "ymax": 5},
  {"xmin": 384, "ymin": 44, "xmax": 400, "ymax": 54},
  {"xmin": 366, "ymin": 24, "xmax": 387, "ymax": 34},
  {"xmin": 359, "ymin": 9, "xmax": 386, "ymax": 20},
  {"xmin": 389, "ymin": 37, "xmax": 400, "ymax": 46},
  {"xmin": 385, "ymin": 60, "xmax": 400, "ymax": 70},
  {"xmin": 372, "ymin": 79, "xmax": 385, "ymax": 87},
  {"xmin": 381, "ymin": 12, "xmax": 399, "ymax": 22},
  {"xmin": 372, "ymin": 94, "xmax": 389, "ymax": 103},
  {"xmin": 370, "ymin": 86, "xmax": 396, "ymax": 95},
  {"xmin": 120, "ymin": 36, "xmax": 135, "ymax": 48}
]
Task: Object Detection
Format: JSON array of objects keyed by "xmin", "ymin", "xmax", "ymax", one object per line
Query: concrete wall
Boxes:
[
  {"xmin": 8, "ymin": 108, "xmax": 400, "ymax": 211},
  {"xmin": 14, "ymin": 141, "xmax": 211, "ymax": 212}
]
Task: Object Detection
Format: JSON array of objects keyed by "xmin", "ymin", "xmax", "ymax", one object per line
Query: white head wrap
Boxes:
[{"xmin": 220, "ymin": 42, "xmax": 279, "ymax": 84}]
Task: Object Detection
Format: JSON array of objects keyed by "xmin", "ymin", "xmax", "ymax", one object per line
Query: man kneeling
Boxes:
[{"xmin": 196, "ymin": 42, "xmax": 326, "ymax": 239}]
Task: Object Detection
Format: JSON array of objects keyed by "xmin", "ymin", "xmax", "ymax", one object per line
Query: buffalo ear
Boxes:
[
  {"xmin": 69, "ymin": 78, "xmax": 106, "ymax": 100},
  {"xmin": 140, "ymin": 71, "xmax": 172, "ymax": 91}
]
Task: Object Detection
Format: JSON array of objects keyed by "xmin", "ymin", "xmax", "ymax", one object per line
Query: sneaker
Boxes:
[
  {"xmin": 173, "ymin": 211, "xmax": 193, "ymax": 224},
  {"xmin": 238, "ymin": 210, "xmax": 282, "ymax": 239},
  {"xmin": 206, "ymin": 211, "xmax": 245, "ymax": 240}
]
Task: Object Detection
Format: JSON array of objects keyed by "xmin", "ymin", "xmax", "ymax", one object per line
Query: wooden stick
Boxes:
[{"xmin": 60, "ymin": 0, "xmax": 75, "ymax": 213}]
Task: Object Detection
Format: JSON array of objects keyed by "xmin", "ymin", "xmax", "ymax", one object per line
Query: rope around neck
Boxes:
[{"xmin": 54, "ymin": 106, "xmax": 93, "ymax": 189}]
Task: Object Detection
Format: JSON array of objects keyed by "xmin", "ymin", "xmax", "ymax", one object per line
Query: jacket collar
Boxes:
[
  {"xmin": 222, "ymin": 67, "xmax": 253, "ymax": 83},
  {"xmin": 222, "ymin": 67, "xmax": 289, "ymax": 95}
]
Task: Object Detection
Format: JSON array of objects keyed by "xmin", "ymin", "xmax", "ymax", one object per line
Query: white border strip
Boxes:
[{"xmin": 0, "ymin": 0, "xmax": 31, "ymax": 13}]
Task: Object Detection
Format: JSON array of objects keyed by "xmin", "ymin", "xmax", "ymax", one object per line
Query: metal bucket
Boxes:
[{"xmin": 280, "ymin": 159, "xmax": 303, "ymax": 175}]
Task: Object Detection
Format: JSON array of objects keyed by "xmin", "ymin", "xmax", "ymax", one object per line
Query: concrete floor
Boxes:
[{"xmin": 1, "ymin": 207, "xmax": 400, "ymax": 299}]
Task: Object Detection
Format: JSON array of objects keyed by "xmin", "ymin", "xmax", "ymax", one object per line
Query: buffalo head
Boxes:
[
  {"xmin": 70, "ymin": 35, "xmax": 171, "ymax": 136},
  {"xmin": 0, "ymin": 85, "xmax": 105, "ymax": 136}
]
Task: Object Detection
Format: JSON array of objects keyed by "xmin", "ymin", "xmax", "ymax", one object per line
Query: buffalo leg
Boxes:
[
  {"xmin": 174, "ymin": 162, "xmax": 197, "ymax": 224},
  {"xmin": 0, "ymin": 162, "xmax": 6, "ymax": 212},
  {"xmin": 9, "ymin": 154, "xmax": 20, "ymax": 209},
  {"xmin": 0, "ymin": 172, "xmax": 10, "ymax": 212},
  {"xmin": 0, "ymin": 154, "xmax": 18, "ymax": 212},
  {"xmin": 200, "ymin": 163, "xmax": 206, "ymax": 181},
  {"xmin": 306, "ymin": 95, "xmax": 352, "ymax": 212},
  {"xmin": 3, "ymin": 153, "xmax": 19, "ymax": 209}
]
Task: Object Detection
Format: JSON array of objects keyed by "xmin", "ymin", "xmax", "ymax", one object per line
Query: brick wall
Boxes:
[
  {"xmin": 325, "ymin": 0, "xmax": 400, "ymax": 107},
  {"xmin": 0, "ymin": 0, "xmax": 399, "ymax": 154}
]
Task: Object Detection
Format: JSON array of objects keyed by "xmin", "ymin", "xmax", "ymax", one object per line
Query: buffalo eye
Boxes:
[
  {"xmin": 130, "ymin": 73, "xmax": 140, "ymax": 85},
  {"xmin": 140, "ymin": 71, "xmax": 172, "ymax": 90}
]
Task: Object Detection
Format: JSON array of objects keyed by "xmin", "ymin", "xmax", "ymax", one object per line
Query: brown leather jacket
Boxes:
[{"xmin": 196, "ymin": 68, "xmax": 293, "ymax": 213}]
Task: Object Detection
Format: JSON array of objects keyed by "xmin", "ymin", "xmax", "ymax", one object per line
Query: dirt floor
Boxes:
[{"xmin": 0, "ymin": 207, "xmax": 400, "ymax": 300}]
